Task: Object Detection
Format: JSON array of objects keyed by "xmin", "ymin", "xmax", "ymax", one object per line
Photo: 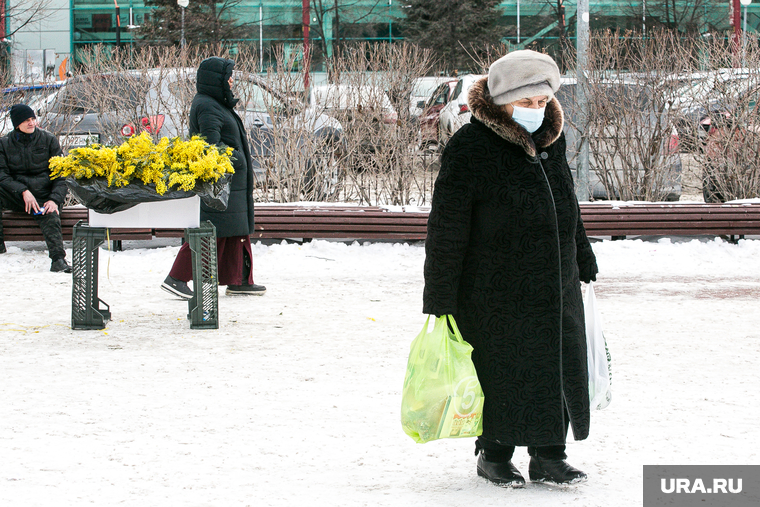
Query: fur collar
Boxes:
[{"xmin": 467, "ymin": 77, "xmax": 564, "ymax": 157}]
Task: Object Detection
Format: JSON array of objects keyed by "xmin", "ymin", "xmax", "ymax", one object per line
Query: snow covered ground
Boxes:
[{"xmin": 2, "ymin": 235, "xmax": 759, "ymax": 506}]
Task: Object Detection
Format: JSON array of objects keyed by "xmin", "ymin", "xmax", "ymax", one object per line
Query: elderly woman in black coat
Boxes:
[
  {"xmin": 423, "ymin": 50, "xmax": 598, "ymax": 487},
  {"xmin": 162, "ymin": 57, "xmax": 266, "ymax": 298}
]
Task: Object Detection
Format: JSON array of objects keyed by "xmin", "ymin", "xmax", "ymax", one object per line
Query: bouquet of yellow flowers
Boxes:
[{"xmin": 50, "ymin": 132, "xmax": 236, "ymax": 214}]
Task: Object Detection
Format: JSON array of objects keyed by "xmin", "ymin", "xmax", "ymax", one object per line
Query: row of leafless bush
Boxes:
[
  {"xmin": 29, "ymin": 31, "xmax": 760, "ymax": 205},
  {"xmin": 39, "ymin": 43, "xmax": 439, "ymax": 206},
  {"xmin": 565, "ymin": 30, "xmax": 760, "ymax": 202}
]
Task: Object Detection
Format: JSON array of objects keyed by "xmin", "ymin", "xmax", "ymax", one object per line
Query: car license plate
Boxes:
[{"xmin": 58, "ymin": 133, "xmax": 100, "ymax": 147}]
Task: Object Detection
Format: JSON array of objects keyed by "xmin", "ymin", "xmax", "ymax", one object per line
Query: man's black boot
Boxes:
[{"xmin": 50, "ymin": 258, "xmax": 72, "ymax": 273}]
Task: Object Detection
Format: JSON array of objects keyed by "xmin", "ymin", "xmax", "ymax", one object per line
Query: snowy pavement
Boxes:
[{"xmin": 1, "ymin": 236, "xmax": 759, "ymax": 506}]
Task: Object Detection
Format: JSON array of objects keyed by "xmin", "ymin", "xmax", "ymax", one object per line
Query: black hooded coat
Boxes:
[
  {"xmin": 422, "ymin": 77, "xmax": 598, "ymax": 446},
  {"xmin": 190, "ymin": 57, "xmax": 255, "ymax": 238}
]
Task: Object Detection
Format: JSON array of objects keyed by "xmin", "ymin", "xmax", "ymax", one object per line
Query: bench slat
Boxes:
[
  {"xmin": 252, "ymin": 231, "xmax": 428, "ymax": 240},
  {"xmin": 5, "ymin": 203, "xmax": 760, "ymax": 243}
]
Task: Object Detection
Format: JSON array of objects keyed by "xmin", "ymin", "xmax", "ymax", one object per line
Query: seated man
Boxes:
[{"xmin": 0, "ymin": 104, "xmax": 71, "ymax": 272}]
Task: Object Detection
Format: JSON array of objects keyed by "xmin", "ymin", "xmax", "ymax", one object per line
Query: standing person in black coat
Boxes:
[
  {"xmin": 423, "ymin": 50, "xmax": 598, "ymax": 487},
  {"xmin": 0, "ymin": 104, "xmax": 71, "ymax": 272},
  {"xmin": 162, "ymin": 57, "xmax": 266, "ymax": 298}
]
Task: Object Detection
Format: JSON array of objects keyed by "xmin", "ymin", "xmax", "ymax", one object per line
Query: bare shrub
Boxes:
[
  {"xmin": 688, "ymin": 33, "xmax": 760, "ymax": 202},
  {"xmin": 49, "ymin": 43, "xmax": 441, "ymax": 206},
  {"xmin": 236, "ymin": 44, "xmax": 340, "ymax": 203},
  {"xmin": 315, "ymin": 42, "xmax": 439, "ymax": 206},
  {"xmin": 564, "ymin": 29, "xmax": 692, "ymax": 201},
  {"xmin": 560, "ymin": 29, "xmax": 760, "ymax": 202},
  {"xmin": 53, "ymin": 45, "xmax": 233, "ymax": 151}
]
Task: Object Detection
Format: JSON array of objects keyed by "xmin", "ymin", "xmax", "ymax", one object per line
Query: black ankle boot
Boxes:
[
  {"xmin": 477, "ymin": 454, "xmax": 525, "ymax": 487},
  {"xmin": 529, "ymin": 456, "xmax": 587, "ymax": 484}
]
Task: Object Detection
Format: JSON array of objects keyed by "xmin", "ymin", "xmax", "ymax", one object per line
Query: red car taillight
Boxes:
[
  {"xmin": 120, "ymin": 124, "xmax": 136, "ymax": 137},
  {"xmin": 669, "ymin": 130, "xmax": 679, "ymax": 153},
  {"xmin": 121, "ymin": 115, "xmax": 165, "ymax": 137},
  {"xmin": 142, "ymin": 114, "xmax": 165, "ymax": 133},
  {"xmin": 382, "ymin": 111, "xmax": 399, "ymax": 124}
]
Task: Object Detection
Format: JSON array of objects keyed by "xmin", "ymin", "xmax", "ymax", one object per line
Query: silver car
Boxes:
[{"xmin": 556, "ymin": 77, "xmax": 682, "ymax": 201}]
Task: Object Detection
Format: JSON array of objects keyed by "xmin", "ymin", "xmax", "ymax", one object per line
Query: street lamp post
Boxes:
[
  {"xmin": 517, "ymin": 0, "xmax": 520, "ymax": 44},
  {"xmin": 642, "ymin": 0, "xmax": 646, "ymax": 37},
  {"xmin": 177, "ymin": 0, "xmax": 188, "ymax": 48},
  {"xmin": 389, "ymin": 0, "xmax": 392, "ymax": 43},
  {"xmin": 259, "ymin": 0, "xmax": 263, "ymax": 72},
  {"xmin": 741, "ymin": 0, "xmax": 752, "ymax": 67}
]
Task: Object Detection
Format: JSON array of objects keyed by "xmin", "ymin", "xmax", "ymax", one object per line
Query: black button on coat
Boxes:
[
  {"xmin": 423, "ymin": 78, "xmax": 599, "ymax": 446},
  {"xmin": 190, "ymin": 57, "xmax": 255, "ymax": 238},
  {"xmin": 0, "ymin": 128, "xmax": 66, "ymax": 205}
]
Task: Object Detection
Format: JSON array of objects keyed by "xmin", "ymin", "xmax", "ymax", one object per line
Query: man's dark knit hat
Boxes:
[{"xmin": 10, "ymin": 104, "xmax": 36, "ymax": 129}]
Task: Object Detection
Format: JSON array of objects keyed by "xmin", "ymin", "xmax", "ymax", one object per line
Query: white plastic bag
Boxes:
[{"xmin": 585, "ymin": 282, "xmax": 612, "ymax": 410}]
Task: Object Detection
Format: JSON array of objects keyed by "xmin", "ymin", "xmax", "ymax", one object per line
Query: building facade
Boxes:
[{"xmin": 3, "ymin": 0, "xmax": 753, "ymax": 83}]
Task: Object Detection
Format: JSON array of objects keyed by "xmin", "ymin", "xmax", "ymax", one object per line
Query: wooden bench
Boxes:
[
  {"xmin": 2, "ymin": 207, "xmax": 154, "ymax": 245},
  {"xmin": 151, "ymin": 205, "xmax": 430, "ymax": 241},
  {"xmin": 579, "ymin": 203, "xmax": 760, "ymax": 240},
  {"xmin": 253, "ymin": 205, "xmax": 429, "ymax": 240},
  {"xmin": 4, "ymin": 202, "xmax": 760, "ymax": 244}
]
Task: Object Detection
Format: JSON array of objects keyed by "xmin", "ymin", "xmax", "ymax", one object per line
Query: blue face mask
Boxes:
[{"xmin": 511, "ymin": 105, "xmax": 546, "ymax": 133}]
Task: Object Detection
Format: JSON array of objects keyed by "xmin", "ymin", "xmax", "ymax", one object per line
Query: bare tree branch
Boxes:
[{"xmin": 2, "ymin": 0, "xmax": 54, "ymax": 39}]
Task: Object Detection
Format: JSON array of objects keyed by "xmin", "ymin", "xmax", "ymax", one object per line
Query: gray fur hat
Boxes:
[{"xmin": 487, "ymin": 50, "xmax": 561, "ymax": 105}]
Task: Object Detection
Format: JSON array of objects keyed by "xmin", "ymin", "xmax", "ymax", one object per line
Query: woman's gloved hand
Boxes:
[{"xmin": 578, "ymin": 256, "xmax": 598, "ymax": 283}]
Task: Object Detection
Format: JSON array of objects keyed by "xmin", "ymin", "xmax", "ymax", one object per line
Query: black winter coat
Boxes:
[
  {"xmin": 423, "ymin": 78, "xmax": 598, "ymax": 446},
  {"xmin": 190, "ymin": 57, "xmax": 255, "ymax": 238},
  {"xmin": 0, "ymin": 128, "xmax": 66, "ymax": 205}
]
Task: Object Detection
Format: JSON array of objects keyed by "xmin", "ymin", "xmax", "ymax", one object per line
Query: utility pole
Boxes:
[
  {"xmin": 177, "ymin": 0, "xmax": 188, "ymax": 48},
  {"xmin": 576, "ymin": 0, "xmax": 590, "ymax": 201},
  {"xmin": 517, "ymin": 0, "xmax": 520, "ymax": 44},
  {"xmin": 303, "ymin": 0, "xmax": 310, "ymax": 93},
  {"xmin": 114, "ymin": 0, "xmax": 121, "ymax": 48},
  {"xmin": 389, "ymin": 0, "xmax": 392, "ymax": 43},
  {"xmin": 741, "ymin": 0, "xmax": 752, "ymax": 68}
]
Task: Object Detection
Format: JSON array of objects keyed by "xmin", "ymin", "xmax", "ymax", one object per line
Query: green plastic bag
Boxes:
[{"xmin": 401, "ymin": 315, "xmax": 485, "ymax": 443}]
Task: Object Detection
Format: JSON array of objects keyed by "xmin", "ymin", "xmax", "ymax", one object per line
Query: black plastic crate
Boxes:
[
  {"xmin": 186, "ymin": 221, "xmax": 219, "ymax": 329},
  {"xmin": 71, "ymin": 221, "xmax": 111, "ymax": 330}
]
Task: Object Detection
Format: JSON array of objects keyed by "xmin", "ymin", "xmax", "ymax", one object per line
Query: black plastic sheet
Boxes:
[{"xmin": 66, "ymin": 175, "xmax": 230, "ymax": 214}]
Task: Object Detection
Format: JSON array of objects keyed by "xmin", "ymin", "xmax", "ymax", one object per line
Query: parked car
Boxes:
[
  {"xmin": 668, "ymin": 68, "xmax": 757, "ymax": 151},
  {"xmin": 307, "ymin": 83, "xmax": 397, "ymax": 171},
  {"xmin": 38, "ymin": 69, "xmax": 343, "ymax": 191},
  {"xmin": 0, "ymin": 82, "xmax": 65, "ymax": 135},
  {"xmin": 418, "ymin": 79, "xmax": 457, "ymax": 149},
  {"xmin": 701, "ymin": 88, "xmax": 760, "ymax": 202},
  {"xmin": 409, "ymin": 76, "xmax": 453, "ymax": 120},
  {"xmin": 234, "ymin": 73, "xmax": 343, "ymax": 195},
  {"xmin": 556, "ymin": 77, "xmax": 682, "ymax": 201},
  {"xmin": 437, "ymin": 74, "xmax": 486, "ymax": 144},
  {"xmin": 308, "ymin": 83, "xmax": 397, "ymax": 125}
]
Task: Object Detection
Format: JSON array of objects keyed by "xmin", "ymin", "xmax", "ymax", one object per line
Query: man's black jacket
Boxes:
[{"xmin": 0, "ymin": 128, "xmax": 66, "ymax": 205}]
